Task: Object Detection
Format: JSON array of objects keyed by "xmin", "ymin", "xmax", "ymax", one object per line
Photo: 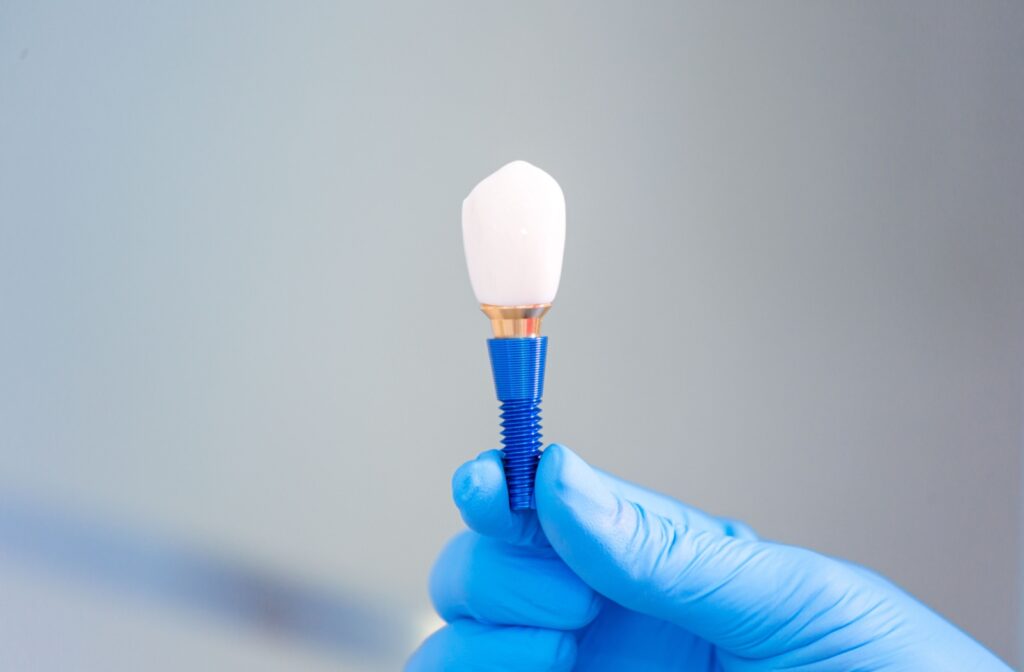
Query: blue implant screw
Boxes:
[{"xmin": 488, "ymin": 336, "xmax": 548, "ymax": 510}]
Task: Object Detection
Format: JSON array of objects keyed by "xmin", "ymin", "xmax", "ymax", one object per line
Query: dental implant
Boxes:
[{"xmin": 462, "ymin": 161, "xmax": 566, "ymax": 510}]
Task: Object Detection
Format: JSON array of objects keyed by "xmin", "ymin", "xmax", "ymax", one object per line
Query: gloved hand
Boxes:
[{"xmin": 407, "ymin": 444, "xmax": 1011, "ymax": 671}]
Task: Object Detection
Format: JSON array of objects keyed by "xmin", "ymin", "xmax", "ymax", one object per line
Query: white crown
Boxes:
[{"xmin": 462, "ymin": 161, "xmax": 566, "ymax": 306}]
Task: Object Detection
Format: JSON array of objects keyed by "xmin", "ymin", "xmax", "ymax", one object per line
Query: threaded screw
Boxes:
[{"xmin": 487, "ymin": 337, "xmax": 548, "ymax": 511}]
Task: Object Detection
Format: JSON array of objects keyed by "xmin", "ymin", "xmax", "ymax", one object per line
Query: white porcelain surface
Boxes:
[{"xmin": 462, "ymin": 161, "xmax": 566, "ymax": 306}]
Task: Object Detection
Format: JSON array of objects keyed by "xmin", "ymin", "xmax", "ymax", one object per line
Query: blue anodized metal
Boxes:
[{"xmin": 486, "ymin": 336, "xmax": 548, "ymax": 510}]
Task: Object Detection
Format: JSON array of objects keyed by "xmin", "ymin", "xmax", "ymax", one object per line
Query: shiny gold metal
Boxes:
[{"xmin": 480, "ymin": 304, "xmax": 552, "ymax": 338}]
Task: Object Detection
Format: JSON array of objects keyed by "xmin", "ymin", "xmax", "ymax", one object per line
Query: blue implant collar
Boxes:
[{"xmin": 487, "ymin": 336, "xmax": 548, "ymax": 511}]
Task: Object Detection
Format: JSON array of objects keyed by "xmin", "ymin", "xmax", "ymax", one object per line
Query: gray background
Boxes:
[{"xmin": 1, "ymin": 2, "xmax": 1022, "ymax": 669}]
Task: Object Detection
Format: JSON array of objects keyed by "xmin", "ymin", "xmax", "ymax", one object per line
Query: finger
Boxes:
[
  {"xmin": 717, "ymin": 517, "xmax": 758, "ymax": 540},
  {"xmin": 452, "ymin": 450, "xmax": 547, "ymax": 547},
  {"xmin": 452, "ymin": 448, "xmax": 751, "ymax": 547},
  {"xmin": 405, "ymin": 620, "xmax": 576, "ymax": 672},
  {"xmin": 429, "ymin": 531, "xmax": 601, "ymax": 630},
  {"xmin": 594, "ymin": 467, "xmax": 757, "ymax": 539},
  {"xmin": 535, "ymin": 444, "xmax": 844, "ymax": 651}
]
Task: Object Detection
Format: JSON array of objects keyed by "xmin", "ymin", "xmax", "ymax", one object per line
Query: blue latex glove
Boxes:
[{"xmin": 407, "ymin": 444, "xmax": 1011, "ymax": 671}]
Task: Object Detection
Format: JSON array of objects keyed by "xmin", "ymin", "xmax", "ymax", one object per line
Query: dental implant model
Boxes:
[{"xmin": 462, "ymin": 161, "xmax": 566, "ymax": 510}]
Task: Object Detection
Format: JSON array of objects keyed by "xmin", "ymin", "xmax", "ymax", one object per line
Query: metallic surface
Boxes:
[
  {"xmin": 487, "ymin": 337, "xmax": 548, "ymax": 510},
  {"xmin": 480, "ymin": 304, "xmax": 551, "ymax": 338}
]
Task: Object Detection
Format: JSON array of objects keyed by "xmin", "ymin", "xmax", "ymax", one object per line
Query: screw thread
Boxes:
[
  {"xmin": 487, "ymin": 337, "xmax": 548, "ymax": 511},
  {"xmin": 500, "ymin": 399, "xmax": 543, "ymax": 510}
]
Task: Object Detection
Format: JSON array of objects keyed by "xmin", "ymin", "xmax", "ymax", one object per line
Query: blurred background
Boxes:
[{"xmin": 2, "ymin": 2, "xmax": 1022, "ymax": 669}]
